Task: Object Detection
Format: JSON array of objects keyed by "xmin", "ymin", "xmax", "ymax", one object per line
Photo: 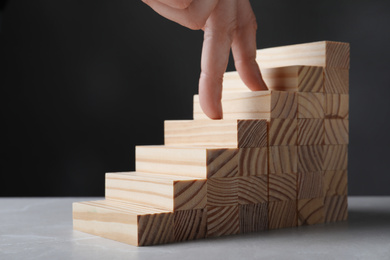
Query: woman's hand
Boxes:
[{"xmin": 142, "ymin": 0, "xmax": 268, "ymax": 119}]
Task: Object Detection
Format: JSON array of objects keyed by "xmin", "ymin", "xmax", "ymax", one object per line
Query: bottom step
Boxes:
[{"xmin": 73, "ymin": 200, "xmax": 174, "ymax": 246}]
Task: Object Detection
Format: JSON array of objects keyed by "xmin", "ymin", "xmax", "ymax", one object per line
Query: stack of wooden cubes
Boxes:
[{"xmin": 73, "ymin": 41, "xmax": 349, "ymax": 246}]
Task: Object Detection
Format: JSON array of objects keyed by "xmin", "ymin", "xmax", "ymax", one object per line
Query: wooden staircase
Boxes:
[{"xmin": 73, "ymin": 41, "xmax": 349, "ymax": 246}]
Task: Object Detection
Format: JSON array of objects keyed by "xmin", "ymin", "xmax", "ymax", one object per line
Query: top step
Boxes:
[{"xmin": 256, "ymin": 41, "xmax": 350, "ymax": 69}]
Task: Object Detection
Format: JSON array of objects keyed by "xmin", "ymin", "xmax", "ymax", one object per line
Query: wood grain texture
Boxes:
[
  {"xmin": 297, "ymin": 198, "xmax": 325, "ymax": 226},
  {"xmin": 256, "ymin": 41, "xmax": 350, "ymax": 69},
  {"xmin": 269, "ymin": 146, "xmax": 298, "ymax": 174},
  {"xmin": 325, "ymin": 94, "xmax": 349, "ymax": 119},
  {"xmin": 238, "ymin": 176, "xmax": 268, "ymax": 204},
  {"xmin": 298, "ymin": 92, "xmax": 325, "ymax": 118},
  {"xmin": 223, "ymin": 66, "xmax": 323, "ymax": 93},
  {"xmin": 136, "ymin": 146, "xmax": 239, "ymax": 179},
  {"xmin": 269, "ymin": 119, "xmax": 297, "ymax": 145},
  {"xmin": 193, "ymin": 91, "xmax": 271, "ymax": 120},
  {"xmin": 164, "ymin": 119, "xmax": 267, "ymax": 148},
  {"xmin": 73, "ymin": 200, "xmax": 173, "ymax": 246},
  {"xmin": 174, "ymin": 209, "xmax": 207, "ymax": 242},
  {"xmin": 268, "ymin": 200, "xmax": 298, "ymax": 229},
  {"xmin": 323, "ymin": 170, "xmax": 348, "ymax": 196},
  {"xmin": 105, "ymin": 172, "xmax": 206, "ymax": 211},
  {"xmin": 323, "ymin": 145, "xmax": 348, "ymax": 170},
  {"xmin": 298, "ymin": 171, "xmax": 324, "ymax": 199},
  {"xmin": 298, "ymin": 145, "xmax": 323, "ymax": 172},
  {"xmin": 238, "ymin": 148, "xmax": 268, "ymax": 176},
  {"xmin": 207, "ymin": 206, "xmax": 240, "ymax": 237},
  {"xmin": 269, "ymin": 173, "xmax": 297, "ymax": 201},
  {"xmin": 324, "ymin": 119, "xmax": 349, "ymax": 144},
  {"xmin": 239, "ymin": 203, "xmax": 268, "ymax": 233},
  {"xmin": 324, "ymin": 68, "xmax": 349, "ymax": 94},
  {"xmin": 324, "ymin": 196, "xmax": 348, "ymax": 222},
  {"xmin": 297, "ymin": 119, "xmax": 324, "ymax": 145},
  {"xmin": 271, "ymin": 91, "xmax": 297, "ymax": 119},
  {"xmin": 207, "ymin": 177, "xmax": 238, "ymax": 206}
]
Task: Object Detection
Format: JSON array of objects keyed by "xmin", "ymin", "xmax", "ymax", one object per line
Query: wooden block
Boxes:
[
  {"xmin": 324, "ymin": 195, "xmax": 348, "ymax": 222},
  {"xmin": 297, "ymin": 198, "xmax": 325, "ymax": 226},
  {"xmin": 73, "ymin": 200, "xmax": 174, "ymax": 246},
  {"xmin": 269, "ymin": 119, "xmax": 297, "ymax": 145},
  {"xmin": 323, "ymin": 170, "xmax": 348, "ymax": 196},
  {"xmin": 325, "ymin": 94, "xmax": 349, "ymax": 119},
  {"xmin": 324, "ymin": 119, "xmax": 349, "ymax": 144},
  {"xmin": 269, "ymin": 146, "xmax": 297, "ymax": 174},
  {"xmin": 193, "ymin": 91, "xmax": 271, "ymax": 120},
  {"xmin": 298, "ymin": 171, "xmax": 324, "ymax": 199},
  {"xmin": 207, "ymin": 177, "xmax": 238, "ymax": 206},
  {"xmin": 297, "ymin": 92, "xmax": 325, "ymax": 118},
  {"xmin": 223, "ymin": 66, "xmax": 323, "ymax": 93},
  {"xmin": 238, "ymin": 176, "xmax": 268, "ymax": 204},
  {"xmin": 297, "ymin": 119, "xmax": 324, "ymax": 145},
  {"xmin": 323, "ymin": 145, "xmax": 348, "ymax": 171},
  {"xmin": 239, "ymin": 203, "xmax": 268, "ymax": 233},
  {"xmin": 164, "ymin": 119, "xmax": 267, "ymax": 148},
  {"xmin": 298, "ymin": 145, "xmax": 323, "ymax": 172},
  {"xmin": 238, "ymin": 147, "xmax": 268, "ymax": 176},
  {"xmin": 174, "ymin": 209, "xmax": 207, "ymax": 242},
  {"xmin": 105, "ymin": 172, "xmax": 206, "ymax": 211},
  {"xmin": 324, "ymin": 68, "xmax": 349, "ymax": 94},
  {"xmin": 268, "ymin": 200, "xmax": 297, "ymax": 229},
  {"xmin": 207, "ymin": 205, "xmax": 240, "ymax": 237},
  {"xmin": 257, "ymin": 41, "xmax": 350, "ymax": 69},
  {"xmin": 193, "ymin": 91, "xmax": 296, "ymax": 120},
  {"xmin": 136, "ymin": 146, "xmax": 239, "ymax": 178},
  {"xmin": 269, "ymin": 173, "xmax": 297, "ymax": 201}
]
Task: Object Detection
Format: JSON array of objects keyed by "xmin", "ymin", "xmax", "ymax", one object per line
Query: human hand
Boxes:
[{"xmin": 142, "ymin": 0, "xmax": 268, "ymax": 119}]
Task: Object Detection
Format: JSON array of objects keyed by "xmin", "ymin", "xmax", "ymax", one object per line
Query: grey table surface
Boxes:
[{"xmin": 0, "ymin": 197, "xmax": 389, "ymax": 260}]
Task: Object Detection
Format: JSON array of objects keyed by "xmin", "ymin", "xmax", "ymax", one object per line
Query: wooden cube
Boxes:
[
  {"xmin": 269, "ymin": 146, "xmax": 298, "ymax": 174},
  {"xmin": 297, "ymin": 145, "xmax": 323, "ymax": 172},
  {"xmin": 268, "ymin": 200, "xmax": 297, "ymax": 229},
  {"xmin": 297, "ymin": 171, "xmax": 324, "ymax": 199},
  {"xmin": 323, "ymin": 145, "xmax": 348, "ymax": 170},
  {"xmin": 325, "ymin": 94, "xmax": 349, "ymax": 119},
  {"xmin": 238, "ymin": 148, "xmax": 268, "ymax": 176},
  {"xmin": 297, "ymin": 198, "xmax": 325, "ymax": 226},
  {"xmin": 207, "ymin": 177, "xmax": 238, "ymax": 206},
  {"xmin": 269, "ymin": 119, "xmax": 297, "ymax": 146},
  {"xmin": 207, "ymin": 205, "xmax": 240, "ymax": 237},
  {"xmin": 174, "ymin": 209, "xmax": 207, "ymax": 242},
  {"xmin": 324, "ymin": 68, "xmax": 349, "ymax": 94},
  {"xmin": 323, "ymin": 170, "xmax": 348, "ymax": 196},
  {"xmin": 238, "ymin": 176, "xmax": 268, "ymax": 204},
  {"xmin": 297, "ymin": 119, "xmax": 324, "ymax": 145},
  {"xmin": 324, "ymin": 119, "xmax": 349, "ymax": 145},
  {"xmin": 269, "ymin": 173, "xmax": 297, "ymax": 201},
  {"xmin": 239, "ymin": 203, "xmax": 268, "ymax": 233},
  {"xmin": 324, "ymin": 196, "xmax": 348, "ymax": 222},
  {"xmin": 298, "ymin": 92, "xmax": 325, "ymax": 118}
]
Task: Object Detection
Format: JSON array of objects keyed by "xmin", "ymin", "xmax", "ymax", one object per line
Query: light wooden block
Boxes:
[
  {"xmin": 269, "ymin": 119, "xmax": 297, "ymax": 145},
  {"xmin": 257, "ymin": 41, "xmax": 350, "ymax": 69},
  {"xmin": 323, "ymin": 170, "xmax": 348, "ymax": 196},
  {"xmin": 238, "ymin": 176, "xmax": 268, "ymax": 204},
  {"xmin": 239, "ymin": 203, "xmax": 268, "ymax": 233},
  {"xmin": 298, "ymin": 145, "xmax": 323, "ymax": 172},
  {"xmin": 298, "ymin": 171, "xmax": 324, "ymax": 199},
  {"xmin": 164, "ymin": 119, "xmax": 267, "ymax": 148},
  {"xmin": 238, "ymin": 148, "xmax": 268, "ymax": 176},
  {"xmin": 207, "ymin": 205, "xmax": 240, "ymax": 237},
  {"xmin": 223, "ymin": 66, "xmax": 323, "ymax": 93},
  {"xmin": 323, "ymin": 145, "xmax": 348, "ymax": 171},
  {"xmin": 269, "ymin": 146, "xmax": 297, "ymax": 174},
  {"xmin": 297, "ymin": 119, "xmax": 324, "ymax": 145},
  {"xmin": 324, "ymin": 119, "xmax": 349, "ymax": 144},
  {"xmin": 174, "ymin": 209, "xmax": 207, "ymax": 242},
  {"xmin": 268, "ymin": 200, "xmax": 298, "ymax": 229},
  {"xmin": 136, "ymin": 146, "xmax": 238, "ymax": 178},
  {"xmin": 325, "ymin": 94, "xmax": 349, "ymax": 119},
  {"xmin": 324, "ymin": 68, "xmax": 349, "ymax": 94},
  {"xmin": 269, "ymin": 173, "xmax": 297, "ymax": 201},
  {"xmin": 324, "ymin": 195, "xmax": 348, "ymax": 222},
  {"xmin": 193, "ymin": 91, "xmax": 296, "ymax": 120},
  {"xmin": 297, "ymin": 198, "xmax": 325, "ymax": 226},
  {"xmin": 105, "ymin": 172, "xmax": 206, "ymax": 211},
  {"xmin": 73, "ymin": 200, "xmax": 174, "ymax": 246},
  {"xmin": 207, "ymin": 177, "xmax": 238, "ymax": 206},
  {"xmin": 298, "ymin": 92, "xmax": 325, "ymax": 118}
]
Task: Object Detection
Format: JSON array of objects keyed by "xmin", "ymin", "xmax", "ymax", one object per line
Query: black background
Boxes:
[{"xmin": 1, "ymin": 0, "xmax": 389, "ymax": 196}]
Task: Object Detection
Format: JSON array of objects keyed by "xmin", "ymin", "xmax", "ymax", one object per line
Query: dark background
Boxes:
[{"xmin": 1, "ymin": 0, "xmax": 389, "ymax": 196}]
